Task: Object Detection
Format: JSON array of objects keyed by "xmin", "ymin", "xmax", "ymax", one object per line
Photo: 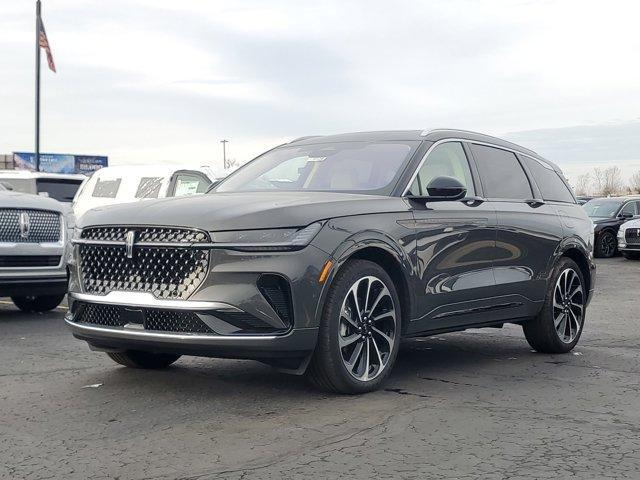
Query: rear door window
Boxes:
[
  {"xmin": 470, "ymin": 144, "xmax": 532, "ymax": 200},
  {"xmin": 92, "ymin": 178, "xmax": 121, "ymax": 198},
  {"xmin": 522, "ymin": 156, "xmax": 575, "ymax": 203}
]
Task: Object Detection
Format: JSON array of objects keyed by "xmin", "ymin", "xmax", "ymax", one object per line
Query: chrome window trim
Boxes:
[
  {"xmin": 69, "ymin": 291, "xmax": 243, "ymax": 312},
  {"xmin": 401, "ymin": 138, "xmax": 548, "ymax": 197}
]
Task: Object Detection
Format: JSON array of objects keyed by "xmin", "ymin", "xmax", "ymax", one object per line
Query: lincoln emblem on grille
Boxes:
[
  {"xmin": 18, "ymin": 212, "xmax": 31, "ymax": 239},
  {"xmin": 125, "ymin": 230, "xmax": 136, "ymax": 259}
]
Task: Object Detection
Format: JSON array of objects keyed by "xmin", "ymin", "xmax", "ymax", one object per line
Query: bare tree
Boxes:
[
  {"xmin": 593, "ymin": 168, "xmax": 605, "ymax": 195},
  {"xmin": 630, "ymin": 170, "xmax": 640, "ymax": 194},
  {"xmin": 599, "ymin": 166, "xmax": 624, "ymax": 196},
  {"xmin": 575, "ymin": 173, "xmax": 591, "ymax": 196}
]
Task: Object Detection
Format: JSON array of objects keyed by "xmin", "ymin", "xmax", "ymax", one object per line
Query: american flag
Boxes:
[{"xmin": 38, "ymin": 19, "xmax": 56, "ymax": 73}]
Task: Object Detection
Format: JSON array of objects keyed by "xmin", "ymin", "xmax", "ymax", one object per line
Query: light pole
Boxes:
[{"xmin": 220, "ymin": 139, "xmax": 228, "ymax": 170}]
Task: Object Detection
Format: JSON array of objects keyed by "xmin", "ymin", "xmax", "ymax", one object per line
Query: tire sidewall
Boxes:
[
  {"xmin": 543, "ymin": 258, "xmax": 586, "ymax": 352},
  {"xmin": 596, "ymin": 231, "xmax": 616, "ymax": 258},
  {"xmin": 319, "ymin": 260, "xmax": 402, "ymax": 393}
]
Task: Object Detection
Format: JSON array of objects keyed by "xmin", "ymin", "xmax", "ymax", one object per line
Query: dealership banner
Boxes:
[{"xmin": 13, "ymin": 152, "xmax": 108, "ymax": 175}]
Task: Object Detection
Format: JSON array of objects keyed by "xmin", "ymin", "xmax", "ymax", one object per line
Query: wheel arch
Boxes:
[{"xmin": 314, "ymin": 236, "xmax": 415, "ymax": 334}]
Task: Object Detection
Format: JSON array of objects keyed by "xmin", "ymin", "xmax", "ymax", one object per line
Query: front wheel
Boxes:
[
  {"xmin": 11, "ymin": 294, "xmax": 65, "ymax": 312},
  {"xmin": 523, "ymin": 258, "xmax": 586, "ymax": 353},
  {"xmin": 307, "ymin": 259, "xmax": 401, "ymax": 394},
  {"xmin": 107, "ymin": 351, "xmax": 181, "ymax": 369},
  {"xmin": 594, "ymin": 231, "xmax": 616, "ymax": 258}
]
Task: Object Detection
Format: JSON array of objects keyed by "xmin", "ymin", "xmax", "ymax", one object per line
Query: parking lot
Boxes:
[{"xmin": 0, "ymin": 257, "xmax": 638, "ymax": 480}]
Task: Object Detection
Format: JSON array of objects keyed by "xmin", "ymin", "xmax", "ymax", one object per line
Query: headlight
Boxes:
[{"xmin": 211, "ymin": 222, "xmax": 323, "ymax": 251}]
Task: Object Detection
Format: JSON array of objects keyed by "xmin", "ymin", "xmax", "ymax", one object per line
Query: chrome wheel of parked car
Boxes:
[
  {"xmin": 339, "ymin": 275, "xmax": 397, "ymax": 381},
  {"xmin": 553, "ymin": 268, "xmax": 584, "ymax": 344}
]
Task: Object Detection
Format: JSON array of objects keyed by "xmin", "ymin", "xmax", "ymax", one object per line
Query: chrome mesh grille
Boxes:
[
  {"xmin": 78, "ymin": 227, "xmax": 210, "ymax": 300},
  {"xmin": 0, "ymin": 209, "xmax": 61, "ymax": 243},
  {"xmin": 625, "ymin": 228, "xmax": 640, "ymax": 245}
]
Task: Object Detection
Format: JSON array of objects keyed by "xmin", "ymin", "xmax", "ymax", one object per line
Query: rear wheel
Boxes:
[
  {"xmin": 523, "ymin": 258, "xmax": 586, "ymax": 353},
  {"xmin": 307, "ymin": 260, "xmax": 401, "ymax": 394},
  {"xmin": 594, "ymin": 231, "xmax": 616, "ymax": 258},
  {"xmin": 107, "ymin": 351, "xmax": 181, "ymax": 369},
  {"xmin": 622, "ymin": 251, "xmax": 640, "ymax": 260},
  {"xmin": 11, "ymin": 294, "xmax": 65, "ymax": 312}
]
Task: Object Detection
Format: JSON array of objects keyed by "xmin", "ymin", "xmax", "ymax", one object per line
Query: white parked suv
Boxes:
[
  {"xmin": 0, "ymin": 187, "xmax": 69, "ymax": 311},
  {"xmin": 617, "ymin": 217, "xmax": 640, "ymax": 260}
]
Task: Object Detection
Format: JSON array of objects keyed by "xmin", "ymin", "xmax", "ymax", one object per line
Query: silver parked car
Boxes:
[{"xmin": 0, "ymin": 187, "xmax": 68, "ymax": 311}]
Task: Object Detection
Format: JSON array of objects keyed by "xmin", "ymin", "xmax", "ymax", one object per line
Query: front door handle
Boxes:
[
  {"xmin": 461, "ymin": 196, "xmax": 486, "ymax": 206},
  {"xmin": 525, "ymin": 198, "xmax": 545, "ymax": 207}
]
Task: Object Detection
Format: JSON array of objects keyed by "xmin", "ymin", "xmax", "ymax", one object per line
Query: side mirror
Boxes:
[
  {"xmin": 620, "ymin": 212, "xmax": 633, "ymax": 219},
  {"xmin": 416, "ymin": 176, "xmax": 467, "ymax": 202}
]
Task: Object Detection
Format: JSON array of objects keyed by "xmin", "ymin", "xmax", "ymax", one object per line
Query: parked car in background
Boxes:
[
  {"xmin": 0, "ymin": 170, "xmax": 86, "ymax": 203},
  {"xmin": 66, "ymin": 129, "xmax": 595, "ymax": 393},
  {"xmin": 617, "ymin": 217, "xmax": 640, "ymax": 260},
  {"xmin": 0, "ymin": 188, "xmax": 69, "ymax": 311},
  {"xmin": 576, "ymin": 195, "xmax": 594, "ymax": 205},
  {"xmin": 583, "ymin": 197, "xmax": 640, "ymax": 257},
  {"xmin": 72, "ymin": 165, "xmax": 224, "ymax": 220}
]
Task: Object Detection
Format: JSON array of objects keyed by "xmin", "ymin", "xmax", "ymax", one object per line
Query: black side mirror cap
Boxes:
[{"xmin": 407, "ymin": 176, "xmax": 467, "ymax": 203}]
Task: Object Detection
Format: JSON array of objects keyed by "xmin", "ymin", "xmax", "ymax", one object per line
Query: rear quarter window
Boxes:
[{"xmin": 522, "ymin": 156, "xmax": 575, "ymax": 203}]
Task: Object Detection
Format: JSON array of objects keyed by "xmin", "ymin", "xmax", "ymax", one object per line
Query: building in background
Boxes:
[{"xmin": 2, "ymin": 152, "xmax": 108, "ymax": 175}]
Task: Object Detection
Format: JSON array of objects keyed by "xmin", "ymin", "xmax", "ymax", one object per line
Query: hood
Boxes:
[
  {"xmin": 78, "ymin": 191, "xmax": 410, "ymax": 230},
  {"xmin": 591, "ymin": 217, "xmax": 617, "ymax": 224},
  {"xmin": 0, "ymin": 190, "xmax": 64, "ymax": 213}
]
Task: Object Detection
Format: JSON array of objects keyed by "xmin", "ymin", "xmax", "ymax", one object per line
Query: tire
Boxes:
[
  {"xmin": 307, "ymin": 259, "xmax": 402, "ymax": 394},
  {"xmin": 107, "ymin": 351, "xmax": 181, "ymax": 369},
  {"xmin": 622, "ymin": 251, "xmax": 640, "ymax": 260},
  {"xmin": 594, "ymin": 230, "xmax": 617, "ymax": 258},
  {"xmin": 523, "ymin": 257, "xmax": 586, "ymax": 354},
  {"xmin": 11, "ymin": 294, "xmax": 65, "ymax": 312}
]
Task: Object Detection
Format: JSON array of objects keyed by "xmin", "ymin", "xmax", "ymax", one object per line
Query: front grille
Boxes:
[
  {"xmin": 0, "ymin": 255, "xmax": 61, "ymax": 267},
  {"xmin": 625, "ymin": 228, "xmax": 640, "ymax": 245},
  {"xmin": 78, "ymin": 226, "xmax": 210, "ymax": 300},
  {"xmin": 76, "ymin": 303, "xmax": 214, "ymax": 334},
  {"xmin": 0, "ymin": 209, "xmax": 61, "ymax": 243}
]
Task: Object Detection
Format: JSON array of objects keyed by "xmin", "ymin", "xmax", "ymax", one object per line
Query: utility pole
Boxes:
[
  {"xmin": 220, "ymin": 139, "xmax": 228, "ymax": 170},
  {"xmin": 35, "ymin": 0, "xmax": 41, "ymax": 172}
]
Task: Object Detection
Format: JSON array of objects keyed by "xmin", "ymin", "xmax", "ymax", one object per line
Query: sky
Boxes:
[{"xmin": 1, "ymin": 0, "xmax": 639, "ymax": 185}]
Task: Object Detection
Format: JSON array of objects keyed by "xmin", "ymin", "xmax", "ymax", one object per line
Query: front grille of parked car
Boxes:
[
  {"xmin": 0, "ymin": 209, "xmax": 61, "ymax": 243},
  {"xmin": 625, "ymin": 228, "xmax": 640, "ymax": 245},
  {"xmin": 0, "ymin": 255, "xmax": 61, "ymax": 267},
  {"xmin": 78, "ymin": 227, "xmax": 210, "ymax": 300},
  {"xmin": 76, "ymin": 303, "xmax": 214, "ymax": 334}
]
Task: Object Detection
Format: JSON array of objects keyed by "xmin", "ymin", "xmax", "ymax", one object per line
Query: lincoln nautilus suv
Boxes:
[{"xmin": 66, "ymin": 129, "xmax": 596, "ymax": 393}]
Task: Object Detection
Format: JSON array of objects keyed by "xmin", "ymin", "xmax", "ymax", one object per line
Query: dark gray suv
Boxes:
[{"xmin": 66, "ymin": 129, "xmax": 596, "ymax": 393}]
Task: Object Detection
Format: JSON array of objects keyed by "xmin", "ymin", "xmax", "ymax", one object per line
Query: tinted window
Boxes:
[
  {"xmin": 173, "ymin": 173, "xmax": 211, "ymax": 197},
  {"xmin": 522, "ymin": 157, "xmax": 574, "ymax": 203},
  {"xmin": 470, "ymin": 144, "xmax": 532, "ymax": 199},
  {"xmin": 620, "ymin": 201, "xmax": 637, "ymax": 216},
  {"xmin": 92, "ymin": 178, "xmax": 121, "ymax": 198},
  {"xmin": 135, "ymin": 177, "xmax": 163, "ymax": 198},
  {"xmin": 216, "ymin": 141, "xmax": 418, "ymax": 195},
  {"xmin": 36, "ymin": 179, "xmax": 83, "ymax": 202},
  {"xmin": 408, "ymin": 142, "xmax": 475, "ymax": 196}
]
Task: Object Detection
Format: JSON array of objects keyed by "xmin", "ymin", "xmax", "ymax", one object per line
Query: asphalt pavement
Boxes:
[{"xmin": 1, "ymin": 257, "xmax": 639, "ymax": 480}]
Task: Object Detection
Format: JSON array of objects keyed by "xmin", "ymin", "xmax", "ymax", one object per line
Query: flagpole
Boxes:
[{"xmin": 35, "ymin": 0, "xmax": 41, "ymax": 172}]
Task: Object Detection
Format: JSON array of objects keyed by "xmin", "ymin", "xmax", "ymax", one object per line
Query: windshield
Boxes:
[
  {"xmin": 215, "ymin": 141, "xmax": 419, "ymax": 195},
  {"xmin": 583, "ymin": 199, "xmax": 622, "ymax": 218},
  {"xmin": 36, "ymin": 179, "xmax": 83, "ymax": 202}
]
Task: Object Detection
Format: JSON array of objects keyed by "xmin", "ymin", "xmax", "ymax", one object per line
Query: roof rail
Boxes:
[{"xmin": 288, "ymin": 135, "xmax": 322, "ymax": 144}]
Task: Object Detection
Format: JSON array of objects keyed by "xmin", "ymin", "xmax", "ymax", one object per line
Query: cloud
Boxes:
[{"xmin": 0, "ymin": 0, "xmax": 639, "ymax": 172}]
